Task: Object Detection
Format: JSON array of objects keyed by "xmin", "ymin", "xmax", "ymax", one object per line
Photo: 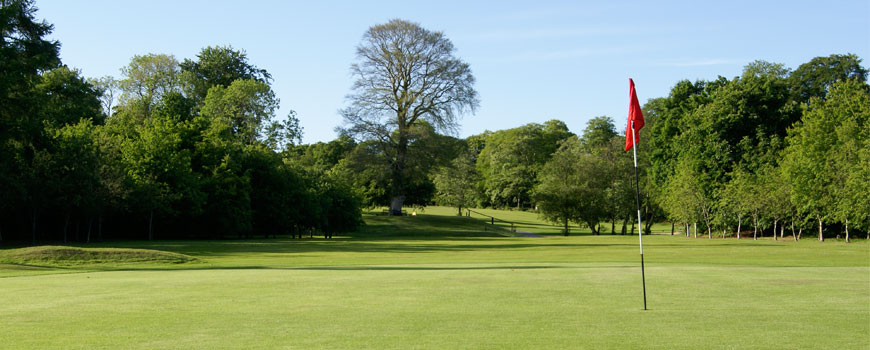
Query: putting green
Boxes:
[{"xmin": 1, "ymin": 208, "xmax": 867, "ymax": 349}]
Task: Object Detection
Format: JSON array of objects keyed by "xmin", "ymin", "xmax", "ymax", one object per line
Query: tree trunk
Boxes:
[
  {"xmin": 63, "ymin": 213, "xmax": 70, "ymax": 243},
  {"xmin": 707, "ymin": 223, "xmax": 711, "ymax": 239},
  {"xmin": 670, "ymin": 222, "xmax": 674, "ymax": 235},
  {"xmin": 845, "ymin": 218, "xmax": 850, "ymax": 243},
  {"xmin": 563, "ymin": 217, "xmax": 569, "ymax": 236},
  {"xmin": 644, "ymin": 212, "xmax": 653, "ymax": 236},
  {"xmin": 621, "ymin": 218, "xmax": 627, "ymax": 235},
  {"xmin": 389, "ymin": 196, "xmax": 406, "ymax": 216},
  {"xmin": 773, "ymin": 219, "xmax": 779, "ymax": 241},
  {"xmin": 791, "ymin": 221, "xmax": 797, "ymax": 242},
  {"xmin": 693, "ymin": 222, "xmax": 697, "ymax": 239},
  {"xmin": 737, "ymin": 216, "xmax": 742, "ymax": 240},
  {"xmin": 611, "ymin": 218, "xmax": 615, "ymax": 235},
  {"xmin": 722, "ymin": 228, "xmax": 726, "ymax": 239},
  {"xmin": 148, "ymin": 209, "xmax": 154, "ymax": 241},
  {"xmin": 31, "ymin": 207, "xmax": 38, "ymax": 246},
  {"xmin": 685, "ymin": 223, "xmax": 689, "ymax": 237},
  {"xmin": 817, "ymin": 215, "xmax": 823, "ymax": 242},
  {"xmin": 798, "ymin": 227, "xmax": 803, "ymax": 240},
  {"xmin": 753, "ymin": 215, "xmax": 758, "ymax": 240},
  {"xmin": 780, "ymin": 224, "xmax": 784, "ymax": 238},
  {"xmin": 390, "ymin": 129, "xmax": 409, "ymax": 216}
]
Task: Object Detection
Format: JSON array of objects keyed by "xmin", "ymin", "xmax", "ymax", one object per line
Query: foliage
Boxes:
[
  {"xmin": 432, "ymin": 151, "xmax": 481, "ymax": 215},
  {"xmin": 180, "ymin": 45, "xmax": 272, "ymax": 103},
  {"xmin": 476, "ymin": 120, "xmax": 572, "ymax": 209},
  {"xmin": 782, "ymin": 79, "xmax": 870, "ymax": 239}
]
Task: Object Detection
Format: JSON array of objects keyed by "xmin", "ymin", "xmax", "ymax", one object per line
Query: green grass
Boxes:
[
  {"xmin": 1, "ymin": 206, "xmax": 867, "ymax": 349},
  {"xmin": 446, "ymin": 206, "xmax": 673, "ymax": 235},
  {"xmin": 0, "ymin": 245, "xmax": 198, "ymax": 266}
]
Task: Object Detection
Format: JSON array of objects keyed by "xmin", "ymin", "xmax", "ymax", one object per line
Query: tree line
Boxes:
[
  {"xmin": 646, "ymin": 57, "xmax": 868, "ymax": 242},
  {"xmin": 0, "ymin": 0, "xmax": 362, "ymax": 244},
  {"xmin": 432, "ymin": 55, "xmax": 867, "ymax": 240},
  {"xmin": 2, "ymin": 2, "xmax": 866, "ymax": 243},
  {"xmin": 323, "ymin": 18, "xmax": 868, "ymax": 242}
]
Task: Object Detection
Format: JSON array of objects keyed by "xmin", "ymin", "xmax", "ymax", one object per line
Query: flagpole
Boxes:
[{"xmin": 632, "ymin": 120, "xmax": 648, "ymax": 311}]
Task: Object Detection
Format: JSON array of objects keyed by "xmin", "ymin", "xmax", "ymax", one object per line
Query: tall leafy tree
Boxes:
[
  {"xmin": 534, "ymin": 137, "xmax": 608, "ymax": 235},
  {"xmin": 432, "ymin": 151, "xmax": 481, "ymax": 215},
  {"xmin": 200, "ymin": 79, "xmax": 279, "ymax": 145},
  {"xmin": 789, "ymin": 53, "xmax": 867, "ymax": 104},
  {"xmin": 35, "ymin": 66, "xmax": 103, "ymax": 126},
  {"xmin": 340, "ymin": 19, "xmax": 478, "ymax": 215},
  {"xmin": 0, "ymin": 0, "xmax": 60, "ymax": 239},
  {"xmin": 180, "ymin": 45, "xmax": 272, "ymax": 103},
  {"xmin": 118, "ymin": 53, "xmax": 181, "ymax": 119},
  {"xmin": 476, "ymin": 121, "xmax": 571, "ymax": 209},
  {"xmin": 782, "ymin": 79, "xmax": 869, "ymax": 241}
]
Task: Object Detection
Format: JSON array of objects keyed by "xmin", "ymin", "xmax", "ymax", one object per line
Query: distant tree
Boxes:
[
  {"xmin": 180, "ymin": 45, "xmax": 272, "ymax": 103},
  {"xmin": 660, "ymin": 156, "xmax": 710, "ymax": 238},
  {"xmin": 790, "ymin": 54, "xmax": 867, "ymax": 104},
  {"xmin": 35, "ymin": 66, "xmax": 104, "ymax": 126},
  {"xmin": 340, "ymin": 19, "xmax": 478, "ymax": 215},
  {"xmin": 0, "ymin": 0, "xmax": 61, "ymax": 240},
  {"xmin": 90, "ymin": 76, "xmax": 120, "ymax": 118},
  {"xmin": 200, "ymin": 79, "xmax": 279, "ymax": 145},
  {"xmin": 335, "ymin": 120, "xmax": 457, "ymax": 209},
  {"xmin": 264, "ymin": 110, "xmax": 303, "ymax": 151},
  {"xmin": 432, "ymin": 151, "xmax": 481, "ymax": 215},
  {"xmin": 120, "ymin": 112, "xmax": 198, "ymax": 240},
  {"xmin": 534, "ymin": 137, "xmax": 607, "ymax": 235},
  {"xmin": 289, "ymin": 135, "xmax": 357, "ymax": 175},
  {"xmin": 601, "ymin": 137, "xmax": 634, "ymax": 235},
  {"xmin": 783, "ymin": 79, "xmax": 870, "ymax": 241},
  {"xmin": 476, "ymin": 121, "xmax": 572, "ymax": 209},
  {"xmin": 50, "ymin": 120, "xmax": 101, "ymax": 242},
  {"xmin": 118, "ymin": 53, "xmax": 182, "ymax": 119},
  {"xmin": 720, "ymin": 169, "xmax": 756, "ymax": 239},
  {"xmin": 0, "ymin": 0, "xmax": 60, "ymax": 130},
  {"xmin": 580, "ymin": 116, "xmax": 618, "ymax": 149}
]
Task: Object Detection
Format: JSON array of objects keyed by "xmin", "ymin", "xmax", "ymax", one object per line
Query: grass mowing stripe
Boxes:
[{"xmin": 0, "ymin": 206, "xmax": 867, "ymax": 349}]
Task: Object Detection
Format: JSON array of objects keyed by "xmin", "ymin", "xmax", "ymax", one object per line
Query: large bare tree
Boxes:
[{"xmin": 340, "ymin": 19, "xmax": 478, "ymax": 215}]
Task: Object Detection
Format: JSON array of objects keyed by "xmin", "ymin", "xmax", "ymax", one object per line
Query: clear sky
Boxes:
[{"xmin": 37, "ymin": 0, "xmax": 869, "ymax": 143}]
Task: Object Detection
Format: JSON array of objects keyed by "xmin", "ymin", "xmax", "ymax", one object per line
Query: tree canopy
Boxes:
[{"xmin": 340, "ymin": 19, "xmax": 478, "ymax": 215}]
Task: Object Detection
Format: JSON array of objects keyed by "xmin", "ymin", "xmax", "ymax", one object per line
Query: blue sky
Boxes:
[{"xmin": 38, "ymin": 0, "xmax": 869, "ymax": 143}]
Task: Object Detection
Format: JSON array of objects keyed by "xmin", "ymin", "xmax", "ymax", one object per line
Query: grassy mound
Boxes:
[{"xmin": 0, "ymin": 246, "xmax": 198, "ymax": 265}]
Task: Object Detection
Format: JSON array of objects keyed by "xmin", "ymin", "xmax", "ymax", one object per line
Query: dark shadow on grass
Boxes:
[
  {"xmin": 113, "ymin": 264, "xmax": 570, "ymax": 272},
  {"xmin": 115, "ymin": 240, "xmax": 638, "ymax": 258}
]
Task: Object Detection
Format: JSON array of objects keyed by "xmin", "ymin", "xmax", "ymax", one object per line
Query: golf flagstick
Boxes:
[{"xmin": 625, "ymin": 78, "xmax": 647, "ymax": 311}]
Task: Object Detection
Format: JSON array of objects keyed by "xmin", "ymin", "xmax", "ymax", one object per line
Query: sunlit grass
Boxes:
[{"xmin": 1, "ymin": 206, "xmax": 867, "ymax": 349}]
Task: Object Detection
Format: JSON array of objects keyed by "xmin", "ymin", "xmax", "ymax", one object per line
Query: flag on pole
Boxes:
[
  {"xmin": 624, "ymin": 78, "xmax": 645, "ymax": 152},
  {"xmin": 625, "ymin": 78, "xmax": 648, "ymax": 310}
]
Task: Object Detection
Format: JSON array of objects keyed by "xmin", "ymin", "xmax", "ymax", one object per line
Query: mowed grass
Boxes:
[{"xmin": 0, "ymin": 207, "xmax": 868, "ymax": 349}]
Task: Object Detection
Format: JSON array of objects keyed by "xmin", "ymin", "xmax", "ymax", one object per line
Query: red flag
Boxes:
[{"xmin": 624, "ymin": 78, "xmax": 645, "ymax": 152}]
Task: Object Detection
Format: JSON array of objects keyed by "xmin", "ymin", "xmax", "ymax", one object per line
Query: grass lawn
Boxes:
[{"xmin": 1, "ymin": 206, "xmax": 867, "ymax": 349}]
